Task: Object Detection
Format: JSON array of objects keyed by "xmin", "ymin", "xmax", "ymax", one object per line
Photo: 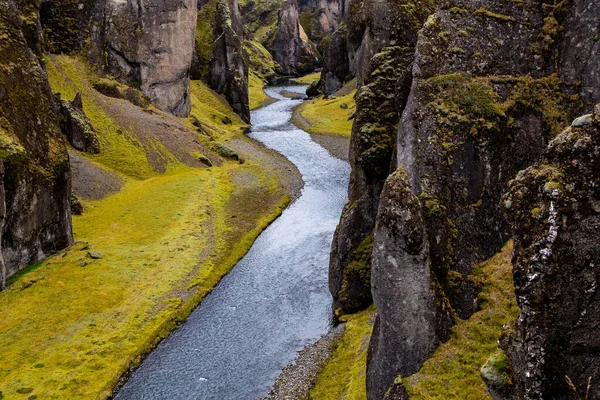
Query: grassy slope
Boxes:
[
  {"xmin": 293, "ymin": 78, "xmax": 356, "ymax": 137},
  {"xmin": 0, "ymin": 56, "xmax": 289, "ymax": 399},
  {"xmin": 403, "ymin": 242, "xmax": 518, "ymax": 399},
  {"xmin": 310, "ymin": 307, "xmax": 376, "ymax": 400},
  {"xmin": 294, "ymin": 72, "xmax": 321, "ymax": 85},
  {"xmin": 311, "ymin": 243, "xmax": 517, "ymax": 399}
]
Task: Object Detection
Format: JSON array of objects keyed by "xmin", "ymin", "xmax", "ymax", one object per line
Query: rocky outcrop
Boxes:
[
  {"xmin": 361, "ymin": 0, "xmax": 600, "ymax": 397},
  {"xmin": 194, "ymin": 0, "xmax": 250, "ymax": 122},
  {"xmin": 268, "ymin": 0, "xmax": 320, "ymax": 76},
  {"xmin": 58, "ymin": 93, "xmax": 100, "ymax": 154},
  {"xmin": 209, "ymin": 0, "xmax": 250, "ymax": 122},
  {"xmin": 367, "ymin": 169, "xmax": 437, "ymax": 400},
  {"xmin": 491, "ymin": 107, "xmax": 600, "ymax": 400},
  {"xmin": 298, "ymin": 0, "xmax": 344, "ymax": 45},
  {"xmin": 317, "ymin": 0, "xmax": 435, "ymax": 95},
  {"xmin": 89, "ymin": 0, "xmax": 197, "ymax": 117},
  {"xmin": 328, "ymin": 0, "xmax": 435, "ymax": 315},
  {"xmin": 0, "ymin": 0, "xmax": 73, "ymax": 289}
]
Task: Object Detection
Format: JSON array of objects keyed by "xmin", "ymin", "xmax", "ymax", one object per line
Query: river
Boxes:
[{"xmin": 115, "ymin": 84, "xmax": 351, "ymax": 400}]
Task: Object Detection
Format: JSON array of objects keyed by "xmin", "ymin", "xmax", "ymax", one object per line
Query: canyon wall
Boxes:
[
  {"xmin": 322, "ymin": 0, "xmax": 600, "ymax": 397},
  {"xmin": 89, "ymin": 0, "xmax": 198, "ymax": 117},
  {"xmin": 0, "ymin": 0, "xmax": 73, "ymax": 289}
]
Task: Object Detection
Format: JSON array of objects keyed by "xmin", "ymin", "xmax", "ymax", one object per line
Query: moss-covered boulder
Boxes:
[
  {"xmin": 58, "ymin": 93, "xmax": 100, "ymax": 154},
  {"xmin": 0, "ymin": 0, "xmax": 73, "ymax": 289}
]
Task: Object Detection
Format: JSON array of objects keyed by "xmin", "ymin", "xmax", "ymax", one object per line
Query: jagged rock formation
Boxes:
[
  {"xmin": 328, "ymin": 0, "xmax": 435, "ymax": 316},
  {"xmin": 317, "ymin": 0, "xmax": 435, "ymax": 95},
  {"xmin": 322, "ymin": 0, "xmax": 600, "ymax": 397},
  {"xmin": 490, "ymin": 106, "xmax": 600, "ymax": 400},
  {"xmin": 268, "ymin": 0, "xmax": 320, "ymax": 75},
  {"xmin": 0, "ymin": 0, "xmax": 73, "ymax": 289},
  {"xmin": 298, "ymin": 0, "xmax": 344, "ymax": 45},
  {"xmin": 367, "ymin": 169, "xmax": 436, "ymax": 400},
  {"xmin": 194, "ymin": 0, "xmax": 250, "ymax": 122},
  {"xmin": 89, "ymin": 0, "xmax": 197, "ymax": 117},
  {"xmin": 58, "ymin": 93, "xmax": 100, "ymax": 154}
]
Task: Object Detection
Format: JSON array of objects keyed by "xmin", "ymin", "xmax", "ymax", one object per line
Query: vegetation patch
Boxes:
[
  {"xmin": 293, "ymin": 89, "xmax": 356, "ymax": 137},
  {"xmin": 294, "ymin": 71, "xmax": 321, "ymax": 85},
  {"xmin": 310, "ymin": 306, "xmax": 376, "ymax": 400},
  {"xmin": 401, "ymin": 242, "xmax": 519, "ymax": 399}
]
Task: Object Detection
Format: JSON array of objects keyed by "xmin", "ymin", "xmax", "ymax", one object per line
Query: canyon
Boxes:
[{"xmin": 0, "ymin": 0, "xmax": 599, "ymax": 398}]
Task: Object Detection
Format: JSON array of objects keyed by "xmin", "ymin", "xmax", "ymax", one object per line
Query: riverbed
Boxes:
[{"xmin": 115, "ymin": 85, "xmax": 350, "ymax": 399}]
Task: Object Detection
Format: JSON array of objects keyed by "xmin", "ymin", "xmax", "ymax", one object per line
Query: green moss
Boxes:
[
  {"xmin": 419, "ymin": 192, "xmax": 447, "ymax": 216},
  {"xmin": 195, "ymin": 0, "xmax": 219, "ymax": 81},
  {"xmin": 294, "ymin": 72, "xmax": 321, "ymax": 85},
  {"xmin": 474, "ymin": 8, "xmax": 518, "ymax": 22},
  {"xmin": 402, "ymin": 242, "xmax": 519, "ymax": 399},
  {"xmin": 481, "ymin": 350, "xmax": 511, "ymax": 388},
  {"xmin": 311, "ymin": 307, "xmax": 376, "ymax": 400},
  {"xmin": 449, "ymin": 46, "xmax": 465, "ymax": 54},
  {"xmin": 339, "ymin": 235, "xmax": 375, "ymax": 313},
  {"xmin": 244, "ymin": 40, "xmax": 278, "ymax": 81}
]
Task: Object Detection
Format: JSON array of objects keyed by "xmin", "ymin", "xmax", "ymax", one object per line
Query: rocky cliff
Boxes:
[
  {"xmin": 194, "ymin": 0, "xmax": 250, "ymax": 122},
  {"xmin": 0, "ymin": 0, "xmax": 73, "ymax": 289},
  {"xmin": 268, "ymin": 0, "xmax": 320, "ymax": 76},
  {"xmin": 322, "ymin": 0, "xmax": 600, "ymax": 397},
  {"xmin": 328, "ymin": 0, "xmax": 435, "ymax": 316},
  {"xmin": 486, "ymin": 107, "xmax": 600, "ymax": 400},
  {"xmin": 89, "ymin": 0, "xmax": 197, "ymax": 117}
]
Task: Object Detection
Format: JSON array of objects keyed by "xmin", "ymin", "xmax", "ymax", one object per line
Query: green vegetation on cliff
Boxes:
[
  {"xmin": 401, "ymin": 242, "xmax": 519, "ymax": 398},
  {"xmin": 311, "ymin": 307, "xmax": 376, "ymax": 400}
]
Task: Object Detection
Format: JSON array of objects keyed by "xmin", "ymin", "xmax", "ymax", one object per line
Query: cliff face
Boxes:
[
  {"xmin": 268, "ymin": 0, "xmax": 320, "ymax": 76},
  {"xmin": 328, "ymin": 0, "xmax": 435, "ymax": 316},
  {"xmin": 210, "ymin": 0, "xmax": 250, "ymax": 122},
  {"xmin": 360, "ymin": 0, "xmax": 600, "ymax": 397},
  {"xmin": 89, "ymin": 0, "xmax": 197, "ymax": 117},
  {"xmin": 491, "ymin": 107, "xmax": 600, "ymax": 400},
  {"xmin": 0, "ymin": 0, "xmax": 73, "ymax": 289}
]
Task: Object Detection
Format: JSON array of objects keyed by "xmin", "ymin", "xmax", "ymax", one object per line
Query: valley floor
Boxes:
[{"xmin": 0, "ymin": 57, "xmax": 301, "ymax": 399}]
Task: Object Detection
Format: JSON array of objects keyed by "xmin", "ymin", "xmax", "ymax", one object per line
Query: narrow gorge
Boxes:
[{"xmin": 0, "ymin": 0, "xmax": 598, "ymax": 399}]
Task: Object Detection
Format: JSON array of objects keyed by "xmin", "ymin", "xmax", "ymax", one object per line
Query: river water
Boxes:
[{"xmin": 115, "ymin": 85, "xmax": 350, "ymax": 400}]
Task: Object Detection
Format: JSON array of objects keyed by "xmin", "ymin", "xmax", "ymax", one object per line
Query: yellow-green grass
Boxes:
[
  {"xmin": 0, "ymin": 56, "xmax": 292, "ymax": 399},
  {"xmin": 311, "ymin": 306, "xmax": 376, "ymax": 400},
  {"xmin": 248, "ymin": 71, "xmax": 276, "ymax": 110},
  {"xmin": 293, "ymin": 90, "xmax": 356, "ymax": 137},
  {"xmin": 46, "ymin": 56, "xmax": 157, "ymax": 179},
  {"xmin": 403, "ymin": 242, "xmax": 518, "ymax": 399},
  {"xmin": 295, "ymin": 72, "xmax": 321, "ymax": 85}
]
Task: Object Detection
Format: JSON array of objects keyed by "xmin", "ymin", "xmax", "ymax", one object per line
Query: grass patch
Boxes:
[
  {"xmin": 402, "ymin": 242, "xmax": 518, "ymax": 399},
  {"xmin": 248, "ymin": 71, "xmax": 276, "ymax": 110},
  {"xmin": 293, "ymin": 90, "xmax": 356, "ymax": 137},
  {"xmin": 295, "ymin": 72, "xmax": 321, "ymax": 85},
  {"xmin": 311, "ymin": 306, "xmax": 376, "ymax": 400}
]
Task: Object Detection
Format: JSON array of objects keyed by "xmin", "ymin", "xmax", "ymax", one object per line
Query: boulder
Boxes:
[{"xmin": 58, "ymin": 93, "xmax": 100, "ymax": 154}]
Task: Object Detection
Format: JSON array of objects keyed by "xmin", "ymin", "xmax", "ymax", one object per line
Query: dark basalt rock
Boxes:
[
  {"xmin": 367, "ymin": 168, "xmax": 437, "ymax": 400},
  {"xmin": 209, "ymin": 0, "xmax": 250, "ymax": 123},
  {"xmin": 359, "ymin": 0, "xmax": 599, "ymax": 397},
  {"xmin": 493, "ymin": 105, "xmax": 600, "ymax": 400},
  {"xmin": 40, "ymin": 0, "xmax": 95, "ymax": 54},
  {"xmin": 89, "ymin": 0, "xmax": 197, "ymax": 117},
  {"xmin": 268, "ymin": 0, "xmax": 321, "ymax": 76},
  {"xmin": 0, "ymin": 0, "xmax": 73, "ymax": 289},
  {"xmin": 58, "ymin": 93, "xmax": 100, "ymax": 154}
]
